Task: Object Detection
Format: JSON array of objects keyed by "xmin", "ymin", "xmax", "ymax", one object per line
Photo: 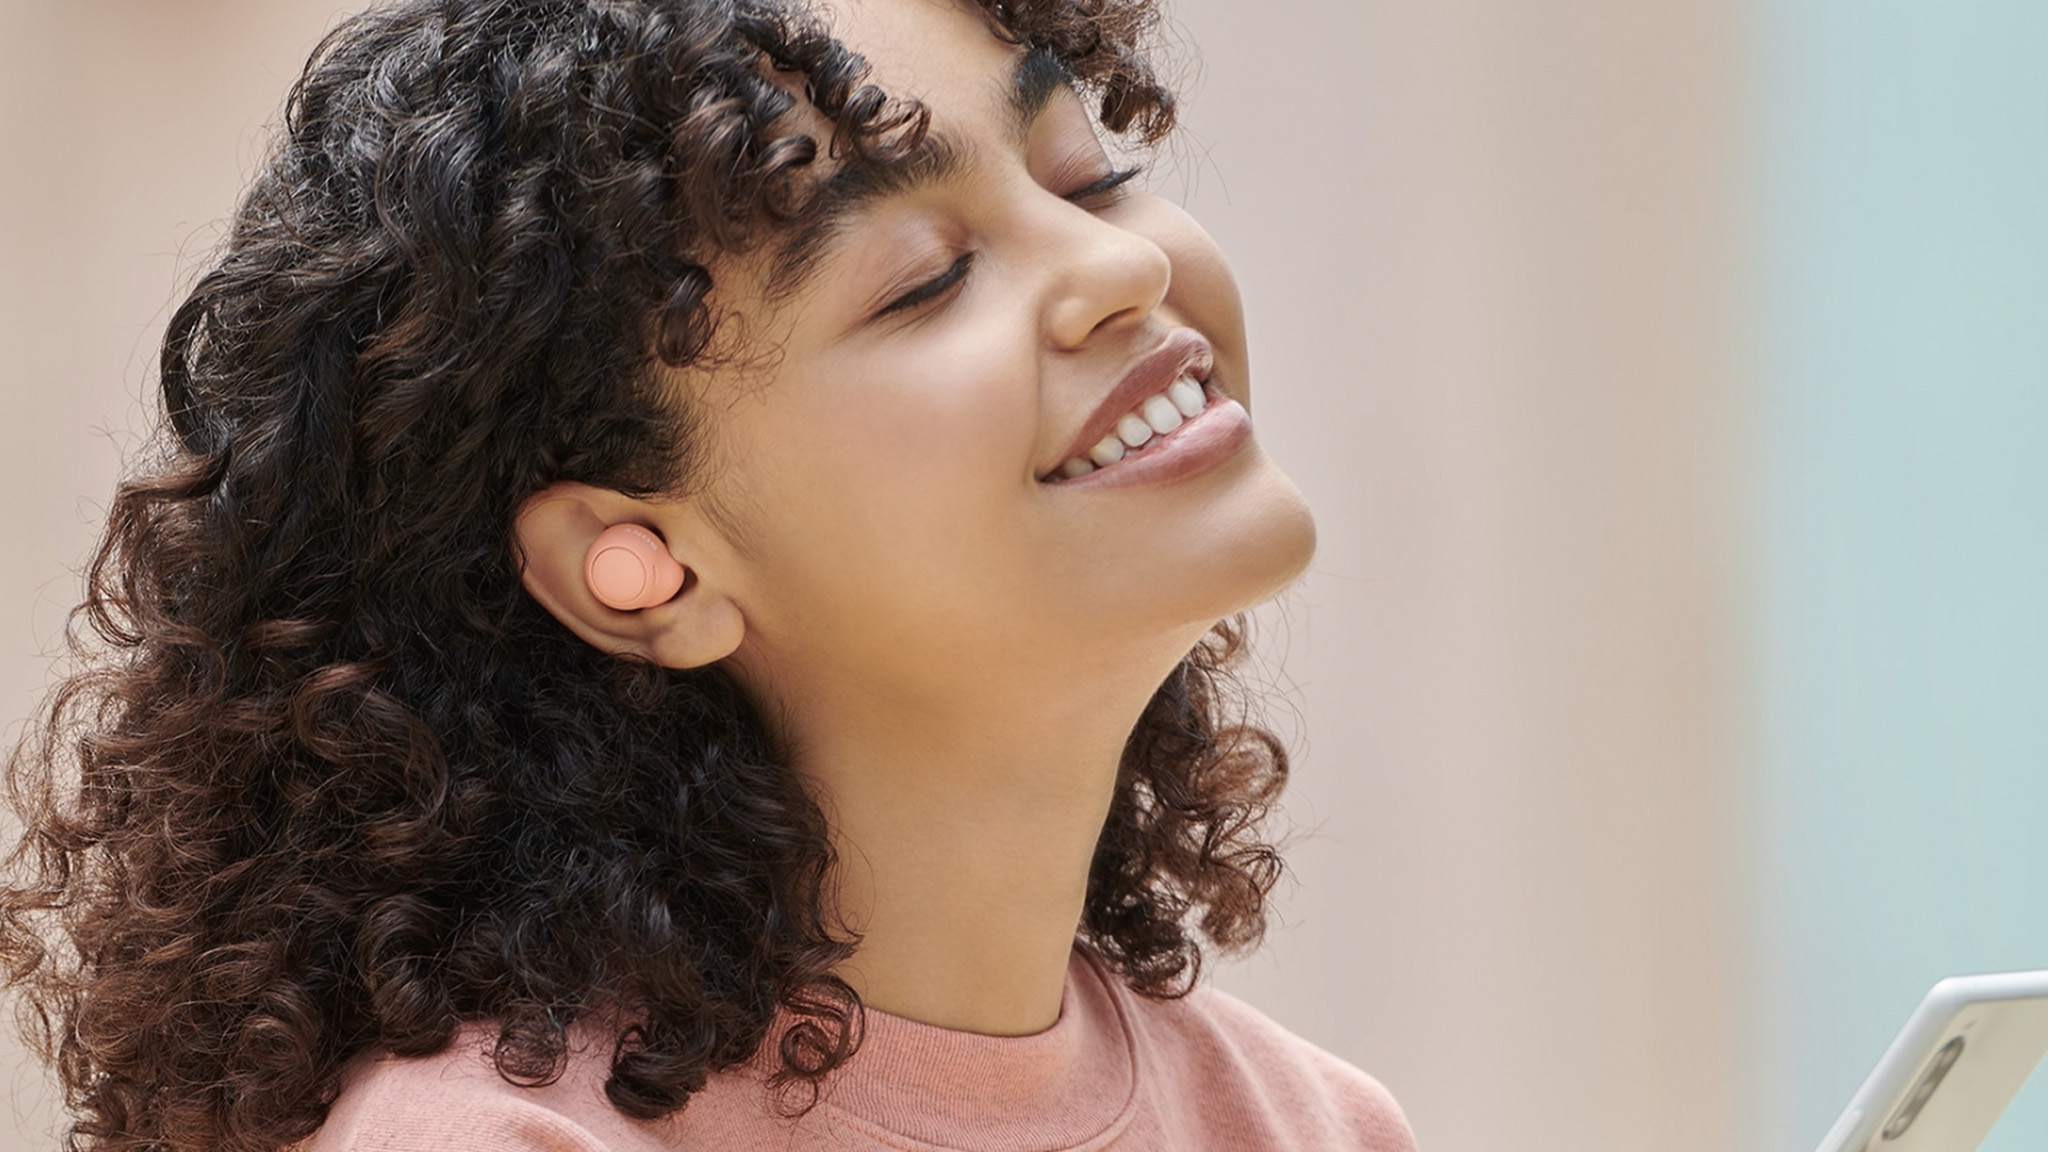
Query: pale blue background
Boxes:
[{"xmin": 1756, "ymin": 1, "xmax": 2048, "ymax": 1149}]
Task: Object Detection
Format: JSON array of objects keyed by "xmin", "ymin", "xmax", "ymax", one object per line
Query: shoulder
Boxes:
[
  {"xmin": 1102, "ymin": 963, "xmax": 1418, "ymax": 1152},
  {"xmin": 298, "ymin": 1029, "xmax": 683, "ymax": 1152}
]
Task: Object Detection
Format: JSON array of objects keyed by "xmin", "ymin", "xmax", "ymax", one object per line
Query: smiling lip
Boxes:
[
  {"xmin": 1050, "ymin": 395, "xmax": 1252, "ymax": 491},
  {"xmin": 1041, "ymin": 329, "xmax": 1215, "ymax": 480}
]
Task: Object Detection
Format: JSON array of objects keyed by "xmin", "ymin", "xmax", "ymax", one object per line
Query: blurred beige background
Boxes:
[{"xmin": 0, "ymin": 2, "xmax": 1742, "ymax": 1150}]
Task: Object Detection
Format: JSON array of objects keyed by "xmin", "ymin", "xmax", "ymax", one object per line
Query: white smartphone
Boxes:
[{"xmin": 1813, "ymin": 970, "xmax": 2048, "ymax": 1152}]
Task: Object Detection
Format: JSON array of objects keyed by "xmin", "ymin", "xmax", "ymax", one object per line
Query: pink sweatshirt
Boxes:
[{"xmin": 304, "ymin": 947, "xmax": 1417, "ymax": 1151}]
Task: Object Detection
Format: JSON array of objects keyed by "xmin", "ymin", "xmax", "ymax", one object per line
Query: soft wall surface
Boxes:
[{"xmin": 1756, "ymin": 2, "xmax": 2048, "ymax": 1150}]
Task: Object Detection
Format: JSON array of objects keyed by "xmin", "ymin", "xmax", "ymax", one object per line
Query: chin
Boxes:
[
  {"xmin": 1033, "ymin": 447, "xmax": 1318, "ymax": 652},
  {"xmin": 1130, "ymin": 452, "xmax": 1317, "ymax": 639},
  {"xmin": 1207, "ymin": 463, "xmax": 1318, "ymax": 615}
]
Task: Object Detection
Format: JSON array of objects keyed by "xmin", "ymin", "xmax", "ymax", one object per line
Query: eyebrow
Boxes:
[{"xmin": 763, "ymin": 47, "xmax": 1077, "ymax": 301}]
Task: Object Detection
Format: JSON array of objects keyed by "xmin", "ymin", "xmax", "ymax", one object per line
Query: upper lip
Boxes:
[{"xmin": 1043, "ymin": 329, "xmax": 1215, "ymax": 479}]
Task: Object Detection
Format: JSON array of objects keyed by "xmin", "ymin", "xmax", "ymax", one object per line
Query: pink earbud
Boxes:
[{"xmin": 584, "ymin": 524, "xmax": 686, "ymax": 611}]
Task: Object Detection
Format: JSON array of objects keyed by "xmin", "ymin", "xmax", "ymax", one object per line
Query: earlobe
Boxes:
[{"xmin": 512, "ymin": 482, "xmax": 746, "ymax": 669}]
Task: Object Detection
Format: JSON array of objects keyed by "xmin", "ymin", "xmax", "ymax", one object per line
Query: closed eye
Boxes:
[
  {"xmin": 869, "ymin": 165, "xmax": 1140, "ymax": 320},
  {"xmin": 878, "ymin": 252, "xmax": 975, "ymax": 318},
  {"xmin": 1064, "ymin": 164, "xmax": 1144, "ymax": 207}
]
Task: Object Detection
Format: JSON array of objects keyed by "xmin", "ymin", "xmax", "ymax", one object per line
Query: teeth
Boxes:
[
  {"xmin": 1141, "ymin": 394, "xmax": 1184, "ymax": 436},
  {"xmin": 1050, "ymin": 374, "xmax": 1213, "ymax": 482},
  {"xmin": 1116, "ymin": 412, "xmax": 1153, "ymax": 449}
]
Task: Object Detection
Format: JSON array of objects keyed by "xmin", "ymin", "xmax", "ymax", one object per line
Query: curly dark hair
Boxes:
[{"xmin": 0, "ymin": 1, "xmax": 1291, "ymax": 1150}]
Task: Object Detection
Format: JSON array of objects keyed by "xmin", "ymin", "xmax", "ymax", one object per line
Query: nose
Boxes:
[{"xmin": 1041, "ymin": 206, "xmax": 1173, "ymax": 350}]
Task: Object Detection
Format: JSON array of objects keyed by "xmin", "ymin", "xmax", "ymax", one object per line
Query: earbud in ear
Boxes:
[{"xmin": 584, "ymin": 524, "xmax": 686, "ymax": 611}]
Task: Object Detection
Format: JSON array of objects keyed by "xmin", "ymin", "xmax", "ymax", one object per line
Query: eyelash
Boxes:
[
  {"xmin": 879, "ymin": 252, "xmax": 977, "ymax": 317},
  {"xmin": 1065, "ymin": 163, "xmax": 1145, "ymax": 206},
  {"xmin": 875, "ymin": 164, "xmax": 1147, "ymax": 318}
]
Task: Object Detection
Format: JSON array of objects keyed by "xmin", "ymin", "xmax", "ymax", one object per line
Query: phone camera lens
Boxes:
[{"xmin": 1879, "ymin": 1035, "xmax": 1967, "ymax": 1141}]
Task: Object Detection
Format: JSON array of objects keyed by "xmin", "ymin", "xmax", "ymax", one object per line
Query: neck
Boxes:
[{"xmin": 792, "ymin": 674, "xmax": 1153, "ymax": 1036}]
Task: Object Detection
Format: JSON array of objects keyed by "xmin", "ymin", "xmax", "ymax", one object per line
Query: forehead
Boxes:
[
  {"xmin": 752, "ymin": 2, "xmax": 1079, "ymax": 300},
  {"xmin": 822, "ymin": 0, "xmax": 1016, "ymax": 104}
]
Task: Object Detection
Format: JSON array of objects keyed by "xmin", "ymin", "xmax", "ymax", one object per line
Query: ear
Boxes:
[{"xmin": 512, "ymin": 481, "xmax": 745, "ymax": 669}]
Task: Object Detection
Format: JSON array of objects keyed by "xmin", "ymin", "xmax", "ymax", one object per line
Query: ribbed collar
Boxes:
[{"xmin": 802, "ymin": 947, "xmax": 1141, "ymax": 1152}]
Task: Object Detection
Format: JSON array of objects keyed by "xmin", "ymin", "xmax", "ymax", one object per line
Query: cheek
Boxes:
[
  {"xmin": 736, "ymin": 327, "xmax": 1040, "ymax": 574},
  {"xmin": 827, "ymin": 337, "xmax": 1031, "ymax": 490},
  {"xmin": 1145, "ymin": 202, "xmax": 1251, "ymax": 392}
]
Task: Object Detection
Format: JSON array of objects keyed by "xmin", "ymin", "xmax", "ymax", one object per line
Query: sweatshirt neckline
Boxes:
[{"xmin": 808, "ymin": 946, "xmax": 1141, "ymax": 1152}]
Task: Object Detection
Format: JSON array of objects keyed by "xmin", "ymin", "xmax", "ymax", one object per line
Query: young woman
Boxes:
[{"xmin": 1, "ymin": 0, "xmax": 1416, "ymax": 1149}]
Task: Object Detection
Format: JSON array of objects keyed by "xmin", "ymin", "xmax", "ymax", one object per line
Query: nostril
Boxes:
[{"xmin": 1088, "ymin": 306, "xmax": 1144, "ymax": 341}]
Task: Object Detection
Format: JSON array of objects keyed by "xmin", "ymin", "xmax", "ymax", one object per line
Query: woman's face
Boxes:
[{"xmin": 680, "ymin": 0, "xmax": 1316, "ymax": 716}]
